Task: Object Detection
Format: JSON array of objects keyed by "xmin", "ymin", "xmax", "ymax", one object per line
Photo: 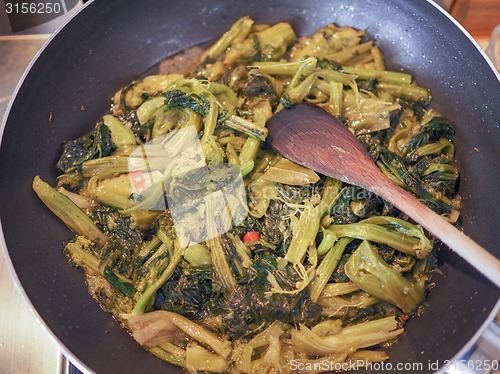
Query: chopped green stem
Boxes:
[
  {"xmin": 203, "ymin": 16, "xmax": 254, "ymax": 59},
  {"xmin": 103, "ymin": 114, "xmax": 136, "ymax": 146},
  {"xmin": 292, "ymin": 316, "xmax": 403, "ymax": 355},
  {"xmin": 310, "ymin": 237, "xmax": 352, "ymax": 302},
  {"xmin": 345, "ymin": 241, "xmax": 424, "ymax": 313},
  {"xmin": 317, "ymin": 230, "xmax": 337, "ymax": 256},
  {"xmin": 327, "ymin": 220, "xmax": 432, "ymax": 258},
  {"xmin": 327, "ymin": 81, "xmax": 344, "ymax": 116},
  {"xmin": 255, "ymin": 22, "xmax": 297, "ymax": 61},
  {"xmin": 248, "ymin": 177, "xmax": 276, "ymax": 218},
  {"xmin": 225, "ymin": 143, "xmax": 240, "ymax": 166},
  {"xmin": 66, "ymin": 241, "xmax": 134, "ymax": 297},
  {"xmin": 319, "ymin": 178, "xmax": 343, "ymax": 216},
  {"xmin": 65, "ymin": 241, "xmax": 100, "ymax": 273},
  {"xmin": 136, "ymin": 96, "xmax": 165, "ymax": 125},
  {"xmin": 207, "ymin": 236, "xmax": 237, "ymax": 295},
  {"xmin": 239, "ymin": 136, "xmax": 260, "ymax": 164},
  {"xmin": 319, "ymin": 292, "xmax": 379, "ymax": 317},
  {"xmin": 184, "ymin": 243, "xmax": 211, "ymax": 267},
  {"xmin": 251, "ymin": 57, "xmax": 317, "ymax": 75},
  {"xmin": 239, "ymin": 160, "xmax": 255, "ymax": 177},
  {"xmin": 316, "ymin": 70, "xmax": 358, "ymax": 86},
  {"xmin": 287, "ymin": 58, "xmax": 318, "ymax": 93},
  {"xmin": 238, "ymin": 108, "xmax": 267, "ymax": 166},
  {"xmin": 286, "ymin": 73, "xmax": 318, "ymax": 103},
  {"xmin": 132, "ymin": 240, "xmax": 183, "ymax": 315},
  {"xmin": 342, "ymin": 66, "xmax": 412, "ymax": 85},
  {"xmin": 326, "ymin": 41, "xmax": 373, "ymax": 64},
  {"xmin": 130, "ymin": 210, "xmax": 161, "ymax": 227},
  {"xmin": 81, "ymin": 156, "xmax": 130, "ymax": 178},
  {"xmin": 225, "ymin": 115, "xmax": 268, "ymax": 140},
  {"xmin": 319, "ymin": 282, "xmax": 360, "ymax": 298},
  {"xmin": 285, "ymin": 204, "xmax": 321, "ymax": 264},
  {"xmin": 149, "ymin": 347, "xmax": 185, "ymax": 367},
  {"xmin": 422, "ymin": 163, "xmax": 458, "ymax": 178},
  {"xmin": 136, "ymin": 236, "xmax": 162, "ymax": 264},
  {"xmin": 32, "ymin": 176, "xmax": 107, "ymax": 246},
  {"xmin": 409, "ymin": 138, "xmax": 454, "ymax": 160},
  {"xmin": 377, "ymin": 82, "xmax": 430, "ymax": 102},
  {"xmin": 200, "ymin": 94, "xmax": 219, "ymax": 144}
]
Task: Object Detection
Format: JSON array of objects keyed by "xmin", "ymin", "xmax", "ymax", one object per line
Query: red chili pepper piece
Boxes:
[
  {"xmin": 129, "ymin": 171, "xmax": 145, "ymax": 191},
  {"xmin": 243, "ymin": 231, "xmax": 260, "ymax": 242}
]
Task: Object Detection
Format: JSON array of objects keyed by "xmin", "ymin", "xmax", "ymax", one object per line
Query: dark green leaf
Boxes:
[
  {"xmin": 56, "ymin": 123, "xmax": 115, "ymax": 173},
  {"xmin": 222, "ymin": 255, "xmax": 322, "ymax": 340},
  {"xmin": 154, "ymin": 266, "xmax": 216, "ymax": 320}
]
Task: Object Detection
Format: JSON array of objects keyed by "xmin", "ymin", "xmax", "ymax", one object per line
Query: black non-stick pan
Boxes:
[{"xmin": 1, "ymin": 0, "xmax": 499, "ymax": 373}]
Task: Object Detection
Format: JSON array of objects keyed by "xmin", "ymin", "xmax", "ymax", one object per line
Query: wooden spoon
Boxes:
[{"xmin": 267, "ymin": 103, "xmax": 500, "ymax": 288}]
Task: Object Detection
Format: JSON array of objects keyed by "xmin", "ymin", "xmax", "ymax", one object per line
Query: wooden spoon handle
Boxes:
[{"xmin": 374, "ymin": 178, "xmax": 500, "ymax": 288}]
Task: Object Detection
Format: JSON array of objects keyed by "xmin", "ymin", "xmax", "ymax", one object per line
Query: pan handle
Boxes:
[
  {"xmin": 479, "ymin": 320, "xmax": 500, "ymax": 360},
  {"xmin": 442, "ymin": 316, "xmax": 500, "ymax": 373}
]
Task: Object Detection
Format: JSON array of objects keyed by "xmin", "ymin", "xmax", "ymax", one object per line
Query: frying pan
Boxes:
[{"xmin": 0, "ymin": 0, "xmax": 499, "ymax": 373}]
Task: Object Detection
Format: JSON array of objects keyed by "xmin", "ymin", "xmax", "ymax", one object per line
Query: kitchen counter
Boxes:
[
  {"xmin": 450, "ymin": 0, "xmax": 500, "ymax": 41},
  {"xmin": 0, "ymin": 249, "xmax": 64, "ymax": 374}
]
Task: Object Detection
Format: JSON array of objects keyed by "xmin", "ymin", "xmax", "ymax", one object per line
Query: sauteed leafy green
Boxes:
[{"xmin": 33, "ymin": 17, "xmax": 461, "ymax": 373}]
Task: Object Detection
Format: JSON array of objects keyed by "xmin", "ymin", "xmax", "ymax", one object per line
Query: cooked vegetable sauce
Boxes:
[{"xmin": 33, "ymin": 17, "xmax": 462, "ymax": 373}]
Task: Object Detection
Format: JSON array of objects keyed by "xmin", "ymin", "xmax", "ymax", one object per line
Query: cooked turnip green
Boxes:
[{"xmin": 33, "ymin": 16, "xmax": 461, "ymax": 373}]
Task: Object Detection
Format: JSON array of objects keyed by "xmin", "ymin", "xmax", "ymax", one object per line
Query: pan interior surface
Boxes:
[{"xmin": 0, "ymin": 1, "xmax": 498, "ymax": 373}]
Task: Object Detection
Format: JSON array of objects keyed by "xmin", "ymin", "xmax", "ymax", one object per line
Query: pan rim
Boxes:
[
  {"xmin": 0, "ymin": 0, "xmax": 93, "ymax": 146},
  {"xmin": 0, "ymin": 2, "xmax": 96, "ymax": 372},
  {"xmin": 0, "ymin": 0, "xmax": 498, "ymax": 373},
  {"xmin": 0, "ymin": 221, "xmax": 95, "ymax": 374}
]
